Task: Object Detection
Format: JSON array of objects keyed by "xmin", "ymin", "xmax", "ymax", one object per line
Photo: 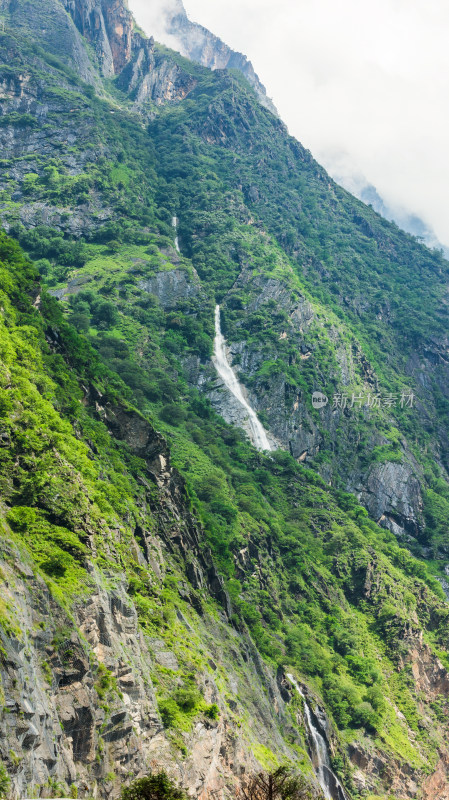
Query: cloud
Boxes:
[
  {"xmin": 129, "ymin": 0, "xmax": 449, "ymax": 247},
  {"xmin": 130, "ymin": 0, "xmax": 184, "ymax": 49}
]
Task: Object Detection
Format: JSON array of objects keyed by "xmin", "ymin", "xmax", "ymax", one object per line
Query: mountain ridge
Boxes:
[
  {"xmin": 1, "ymin": 1, "xmax": 449, "ymax": 798},
  {"xmin": 161, "ymin": 0, "xmax": 278, "ymax": 115}
]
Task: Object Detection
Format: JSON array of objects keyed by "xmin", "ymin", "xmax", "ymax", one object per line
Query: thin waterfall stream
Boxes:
[
  {"xmin": 287, "ymin": 674, "xmax": 347, "ymax": 800},
  {"xmin": 213, "ymin": 305, "xmax": 271, "ymax": 452},
  {"xmin": 172, "ymin": 216, "xmax": 180, "ymax": 253}
]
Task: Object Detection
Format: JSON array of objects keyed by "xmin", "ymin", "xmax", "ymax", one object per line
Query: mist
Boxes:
[
  {"xmin": 129, "ymin": 0, "xmax": 449, "ymax": 248},
  {"xmin": 130, "ymin": 0, "xmax": 183, "ymax": 50}
]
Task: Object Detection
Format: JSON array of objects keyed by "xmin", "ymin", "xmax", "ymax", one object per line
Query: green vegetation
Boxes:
[
  {"xmin": 121, "ymin": 774, "xmax": 186, "ymax": 800},
  {"xmin": 0, "ymin": 764, "xmax": 9, "ymax": 800},
  {"xmin": 1, "ymin": 7, "xmax": 449, "ymax": 793},
  {"xmin": 0, "ymin": 230, "xmax": 448, "ymax": 780},
  {"xmin": 94, "ymin": 664, "xmax": 119, "ymax": 701},
  {"xmin": 157, "ymin": 680, "xmax": 204, "ymax": 731}
]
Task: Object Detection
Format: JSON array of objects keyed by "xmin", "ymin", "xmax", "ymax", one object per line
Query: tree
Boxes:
[
  {"xmin": 159, "ymin": 403, "xmax": 186, "ymax": 426},
  {"xmin": 107, "ymin": 239, "xmax": 121, "ymax": 253},
  {"xmin": 92, "ymin": 300, "xmax": 119, "ymax": 329},
  {"xmin": 70, "ymin": 311, "xmax": 90, "ymax": 332},
  {"xmin": 121, "ymin": 773, "xmax": 186, "ymax": 800},
  {"xmin": 240, "ymin": 767, "xmax": 316, "ymax": 800}
]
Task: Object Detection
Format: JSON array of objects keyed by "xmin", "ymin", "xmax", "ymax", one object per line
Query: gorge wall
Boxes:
[{"xmin": 1, "ymin": 1, "xmax": 449, "ymax": 798}]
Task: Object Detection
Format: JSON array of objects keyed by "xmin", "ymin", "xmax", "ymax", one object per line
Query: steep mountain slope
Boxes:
[
  {"xmin": 146, "ymin": 68, "xmax": 449, "ymax": 558},
  {"xmin": 0, "ymin": 233, "xmax": 302, "ymax": 798},
  {"xmin": 4, "ymin": 0, "xmax": 449, "ymax": 560},
  {"xmin": 1, "ymin": 1, "xmax": 449, "ymax": 798},
  {"xmin": 352, "ymin": 181, "xmax": 449, "ymax": 259},
  {"xmin": 3, "ymin": 225, "xmax": 449, "ymax": 799}
]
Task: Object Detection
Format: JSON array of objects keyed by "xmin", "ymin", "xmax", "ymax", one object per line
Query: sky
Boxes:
[{"xmin": 129, "ymin": 0, "xmax": 449, "ymax": 247}]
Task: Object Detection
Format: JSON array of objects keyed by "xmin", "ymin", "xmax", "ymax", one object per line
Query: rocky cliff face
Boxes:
[
  {"xmin": 61, "ymin": 0, "xmax": 134, "ymax": 75},
  {"xmin": 0, "ymin": 401, "xmax": 300, "ymax": 799},
  {"xmin": 60, "ymin": 0, "xmax": 198, "ymax": 107},
  {"xmin": 0, "ymin": 0, "xmax": 197, "ymax": 114},
  {"xmin": 0, "ymin": 0, "xmax": 98, "ymax": 83}
]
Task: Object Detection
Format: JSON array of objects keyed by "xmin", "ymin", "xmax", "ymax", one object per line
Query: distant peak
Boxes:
[{"xmin": 142, "ymin": 0, "xmax": 278, "ymax": 115}]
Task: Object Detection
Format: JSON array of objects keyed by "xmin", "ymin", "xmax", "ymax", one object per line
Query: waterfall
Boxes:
[
  {"xmin": 172, "ymin": 216, "xmax": 180, "ymax": 253},
  {"xmin": 287, "ymin": 674, "xmax": 347, "ymax": 800},
  {"xmin": 213, "ymin": 305, "xmax": 271, "ymax": 452}
]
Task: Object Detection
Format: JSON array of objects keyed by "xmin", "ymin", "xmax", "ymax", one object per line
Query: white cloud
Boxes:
[
  {"xmin": 130, "ymin": 0, "xmax": 449, "ymax": 247},
  {"xmin": 130, "ymin": 0, "xmax": 183, "ymax": 49}
]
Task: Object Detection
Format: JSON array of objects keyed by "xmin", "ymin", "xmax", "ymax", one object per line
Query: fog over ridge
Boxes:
[{"xmin": 129, "ymin": 0, "xmax": 449, "ymax": 249}]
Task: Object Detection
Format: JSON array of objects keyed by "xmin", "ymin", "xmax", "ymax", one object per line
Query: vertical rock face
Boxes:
[
  {"xmin": 117, "ymin": 46, "xmax": 198, "ymax": 107},
  {"xmin": 58, "ymin": 0, "xmax": 275, "ymax": 115},
  {"xmin": 60, "ymin": 0, "xmax": 276, "ymax": 112},
  {"xmin": 59, "ymin": 0, "xmax": 198, "ymax": 106},
  {"xmin": 61, "ymin": 0, "xmax": 133, "ymax": 75},
  {"xmin": 102, "ymin": 0, "xmax": 133, "ymax": 73}
]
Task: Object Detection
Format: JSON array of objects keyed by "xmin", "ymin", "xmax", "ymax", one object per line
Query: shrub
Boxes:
[
  {"xmin": 365, "ymin": 684, "xmax": 387, "ymax": 714},
  {"xmin": 323, "ymin": 674, "xmax": 361, "ymax": 728},
  {"xmin": 92, "ymin": 300, "xmax": 119, "ymax": 329},
  {"xmin": 159, "ymin": 404, "xmax": 186, "ymax": 426},
  {"xmin": 352, "ymin": 701, "xmax": 380, "ymax": 731},
  {"xmin": 195, "ymin": 474, "xmax": 224, "ymax": 502},
  {"xmin": 95, "ymin": 664, "xmax": 116, "ymax": 700},
  {"xmin": 204, "ymin": 703, "xmax": 220, "ymax": 720},
  {"xmin": 158, "ymin": 698, "xmax": 179, "ymax": 728},
  {"xmin": 121, "ymin": 773, "xmax": 187, "ymax": 800},
  {"xmin": 0, "ymin": 763, "xmax": 10, "ymax": 800},
  {"xmin": 107, "ymin": 240, "xmax": 121, "ymax": 253},
  {"xmin": 40, "ymin": 552, "xmax": 72, "ymax": 578},
  {"xmin": 173, "ymin": 686, "xmax": 201, "ymax": 713},
  {"xmin": 70, "ymin": 312, "xmax": 90, "ymax": 332},
  {"xmin": 209, "ymin": 499, "xmax": 237, "ymax": 523}
]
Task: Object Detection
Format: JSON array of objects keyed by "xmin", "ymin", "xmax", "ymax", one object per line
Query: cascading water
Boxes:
[
  {"xmin": 172, "ymin": 216, "xmax": 180, "ymax": 253},
  {"xmin": 287, "ymin": 674, "xmax": 347, "ymax": 800},
  {"xmin": 213, "ymin": 305, "xmax": 271, "ymax": 452}
]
